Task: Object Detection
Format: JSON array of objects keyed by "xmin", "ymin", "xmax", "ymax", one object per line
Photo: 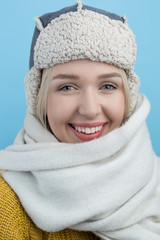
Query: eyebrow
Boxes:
[
  {"xmin": 52, "ymin": 74, "xmax": 79, "ymax": 80},
  {"xmin": 52, "ymin": 72, "xmax": 121, "ymax": 80},
  {"xmin": 98, "ymin": 73, "xmax": 121, "ymax": 79}
]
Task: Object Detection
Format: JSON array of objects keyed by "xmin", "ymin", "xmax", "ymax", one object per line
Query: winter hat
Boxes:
[{"xmin": 24, "ymin": 0, "xmax": 140, "ymax": 116}]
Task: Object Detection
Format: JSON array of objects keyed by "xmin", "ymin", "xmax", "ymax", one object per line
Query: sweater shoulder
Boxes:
[
  {"xmin": 0, "ymin": 177, "xmax": 32, "ymax": 240},
  {"xmin": 44, "ymin": 229, "xmax": 99, "ymax": 240},
  {"xmin": 0, "ymin": 177, "xmax": 99, "ymax": 240}
]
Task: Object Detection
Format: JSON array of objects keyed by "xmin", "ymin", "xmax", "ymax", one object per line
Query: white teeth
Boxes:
[
  {"xmin": 98, "ymin": 126, "xmax": 103, "ymax": 131},
  {"xmin": 82, "ymin": 128, "xmax": 85, "ymax": 133},
  {"xmin": 91, "ymin": 127, "xmax": 96, "ymax": 133},
  {"xmin": 86, "ymin": 128, "xmax": 91, "ymax": 134},
  {"xmin": 78, "ymin": 127, "xmax": 81, "ymax": 132},
  {"xmin": 74, "ymin": 125, "xmax": 103, "ymax": 134}
]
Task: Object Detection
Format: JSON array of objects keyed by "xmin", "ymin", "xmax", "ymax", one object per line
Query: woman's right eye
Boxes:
[{"xmin": 58, "ymin": 85, "xmax": 75, "ymax": 91}]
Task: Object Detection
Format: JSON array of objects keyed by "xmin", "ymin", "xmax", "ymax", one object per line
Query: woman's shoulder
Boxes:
[
  {"xmin": 0, "ymin": 177, "xmax": 99, "ymax": 240},
  {"xmin": 0, "ymin": 176, "xmax": 32, "ymax": 239},
  {"xmin": 0, "ymin": 176, "xmax": 24, "ymax": 212}
]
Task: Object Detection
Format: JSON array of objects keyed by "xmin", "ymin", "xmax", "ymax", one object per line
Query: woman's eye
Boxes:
[
  {"xmin": 58, "ymin": 85, "xmax": 75, "ymax": 91},
  {"xmin": 101, "ymin": 84, "xmax": 116, "ymax": 90}
]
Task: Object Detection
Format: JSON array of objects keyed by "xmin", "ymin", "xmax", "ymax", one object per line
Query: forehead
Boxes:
[{"xmin": 51, "ymin": 60, "xmax": 121, "ymax": 76}]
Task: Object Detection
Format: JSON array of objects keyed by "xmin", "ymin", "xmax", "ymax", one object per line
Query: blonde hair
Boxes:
[
  {"xmin": 119, "ymin": 69, "xmax": 131, "ymax": 122},
  {"xmin": 35, "ymin": 66, "xmax": 130, "ymax": 129},
  {"xmin": 35, "ymin": 68, "xmax": 52, "ymax": 127}
]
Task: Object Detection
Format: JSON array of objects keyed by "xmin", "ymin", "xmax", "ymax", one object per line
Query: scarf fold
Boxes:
[{"xmin": 0, "ymin": 94, "xmax": 160, "ymax": 240}]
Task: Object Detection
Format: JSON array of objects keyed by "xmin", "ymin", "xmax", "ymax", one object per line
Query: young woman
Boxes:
[{"xmin": 0, "ymin": 1, "xmax": 160, "ymax": 239}]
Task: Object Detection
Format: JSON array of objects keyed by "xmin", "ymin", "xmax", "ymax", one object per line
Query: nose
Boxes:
[{"xmin": 78, "ymin": 89, "xmax": 101, "ymax": 119}]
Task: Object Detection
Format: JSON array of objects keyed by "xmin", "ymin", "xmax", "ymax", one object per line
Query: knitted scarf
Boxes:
[{"xmin": 0, "ymin": 94, "xmax": 160, "ymax": 240}]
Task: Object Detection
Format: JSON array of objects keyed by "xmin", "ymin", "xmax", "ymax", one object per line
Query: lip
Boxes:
[{"xmin": 68, "ymin": 122, "xmax": 107, "ymax": 141}]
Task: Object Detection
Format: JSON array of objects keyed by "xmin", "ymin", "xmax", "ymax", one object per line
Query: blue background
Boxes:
[{"xmin": 0, "ymin": 0, "xmax": 160, "ymax": 156}]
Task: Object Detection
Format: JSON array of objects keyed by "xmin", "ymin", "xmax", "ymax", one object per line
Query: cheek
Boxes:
[
  {"xmin": 115, "ymin": 95, "xmax": 125, "ymax": 113},
  {"xmin": 47, "ymin": 95, "xmax": 76, "ymax": 125},
  {"xmin": 106, "ymin": 93, "xmax": 125, "ymax": 121}
]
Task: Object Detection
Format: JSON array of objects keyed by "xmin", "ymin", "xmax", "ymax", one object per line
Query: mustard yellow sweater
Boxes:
[{"xmin": 0, "ymin": 177, "xmax": 99, "ymax": 240}]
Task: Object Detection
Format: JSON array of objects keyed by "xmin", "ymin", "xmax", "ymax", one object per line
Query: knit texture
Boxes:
[
  {"xmin": 0, "ymin": 177, "xmax": 31, "ymax": 239},
  {"xmin": 0, "ymin": 177, "xmax": 99, "ymax": 240}
]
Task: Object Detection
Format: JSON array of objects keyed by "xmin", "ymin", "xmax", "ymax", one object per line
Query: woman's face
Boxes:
[{"xmin": 47, "ymin": 60, "xmax": 125, "ymax": 143}]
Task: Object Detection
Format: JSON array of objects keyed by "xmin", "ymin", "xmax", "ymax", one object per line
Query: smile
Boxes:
[
  {"xmin": 73, "ymin": 125, "xmax": 103, "ymax": 134},
  {"xmin": 68, "ymin": 122, "xmax": 107, "ymax": 141}
]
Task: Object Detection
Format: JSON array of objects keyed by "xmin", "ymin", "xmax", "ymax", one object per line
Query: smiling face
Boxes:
[{"xmin": 46, "ymin": 60, "xmax": 125, "ymax": 143}]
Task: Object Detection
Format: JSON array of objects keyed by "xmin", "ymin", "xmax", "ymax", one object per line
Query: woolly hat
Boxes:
[{"xmin": 25, "ymin": 0, "xmax": 140, "ymax": 116}]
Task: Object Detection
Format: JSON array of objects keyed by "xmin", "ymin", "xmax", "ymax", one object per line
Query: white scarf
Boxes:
[{"xmin": 0, "ymin": 94, "xmax": 160, "ymax": 240}]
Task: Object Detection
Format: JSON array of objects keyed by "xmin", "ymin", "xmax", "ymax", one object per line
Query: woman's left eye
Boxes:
[{"xmin": 101, "ymin": 84, "xmax": 116, "ymax": 90}]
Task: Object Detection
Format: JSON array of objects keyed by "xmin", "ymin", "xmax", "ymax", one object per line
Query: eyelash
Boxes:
[
  {"xmin": 58, "ymin": 84, "xmax": 76, "ymax": 91},
  {"xmin": 58, "ymin": 83, "xmax": 117, "ymax": 92},
  {"xmin": 100, "ymin": 83, "xmax": 117, "ymax": 90}
]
